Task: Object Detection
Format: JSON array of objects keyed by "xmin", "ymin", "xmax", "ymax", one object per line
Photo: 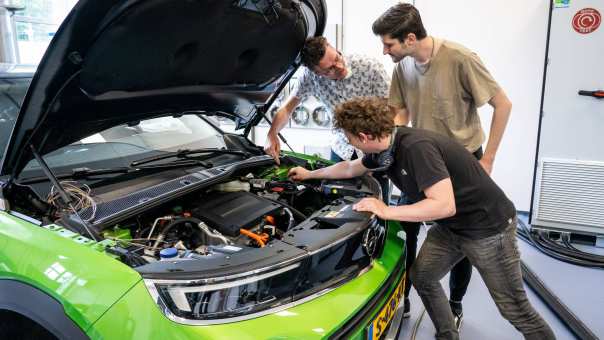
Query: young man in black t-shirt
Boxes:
[{"xmin": 288, "ymin": 98, "xmax": 554, "ymax": 340}]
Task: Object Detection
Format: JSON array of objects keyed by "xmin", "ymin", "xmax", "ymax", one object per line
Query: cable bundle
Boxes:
[
  {"xmin": 47, "ymin": 181, "xmax": 97, "ymax": 222},
  {"xmin": 517, "ymin": 218, "xmax": 604, "ymax": 268}
]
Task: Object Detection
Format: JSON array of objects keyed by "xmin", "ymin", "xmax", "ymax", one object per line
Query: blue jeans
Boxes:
[
  {"xmin": 329, "ymin": 149, "xmax": 357, "ymax": 162},
  {"xmin": 329, "ymin": 149, "xmax": 343, "ymax": 162},
  {"xmin": 411, "ymin": 219, "xmax": 555, "ymax": 340}
]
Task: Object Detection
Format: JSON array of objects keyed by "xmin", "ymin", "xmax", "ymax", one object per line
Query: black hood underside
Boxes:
[{"xmin": 2, "ymin": 0, "xmax": 326, "ymax": 177}]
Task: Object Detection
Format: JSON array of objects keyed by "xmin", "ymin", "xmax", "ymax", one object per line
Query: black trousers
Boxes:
[{"xmin": 402, "ymin": 147, "xmax": 483, "ymax": 301}]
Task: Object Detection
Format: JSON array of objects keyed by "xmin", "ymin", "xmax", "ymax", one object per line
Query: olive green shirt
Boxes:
[{"xmin": 389, "ymin": 39, "xmax": 500, "ymax": 153}]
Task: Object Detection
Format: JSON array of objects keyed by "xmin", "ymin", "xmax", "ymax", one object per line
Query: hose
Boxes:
[
  {"xmin": 239, "ymin": 228, "xmax": 269, "ymax": 247},
  {"xmin": 147, "ymin": 216, "xmax": 173, "ymax": 240},
  {"xmin": 152, "ymin": 217, "xmax": 202, "ymax": 251},
  {"xmin": 198, "ymin": 221, "xmax": 231, "ymax": 245},
  {"xmin": 517, "ymin": 218, "xmax": 604, "ymax": 268},
  {"xmin": 409, "ymin": 308, "xmax": 426, "ymax": 340},
  {"xmin": 283, "ymin": 207, "xmax": 295, "ymax": 231}
]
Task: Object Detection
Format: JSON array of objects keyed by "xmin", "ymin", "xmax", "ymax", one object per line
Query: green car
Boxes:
[{"xmin": 0, "ymin": 1, "xmax": 406, "ymax": 339}]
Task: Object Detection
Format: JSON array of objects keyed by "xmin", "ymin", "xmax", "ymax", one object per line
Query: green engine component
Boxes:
[
  {"xmin": 260, "ymin": 151, "xmax": 334, "ymax": 180},
  {"xmin": 102, "ymin": 226, "xmax": 132, "ymax": 240}
]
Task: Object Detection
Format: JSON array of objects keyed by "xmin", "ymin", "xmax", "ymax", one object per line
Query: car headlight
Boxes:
[
  {"xmin": 143, "ymin": 219, "xmax": 382, "ymax": 325},
  {"xmin": 144, "ymin": 263, "xmax": 303, "ymax": 325}
]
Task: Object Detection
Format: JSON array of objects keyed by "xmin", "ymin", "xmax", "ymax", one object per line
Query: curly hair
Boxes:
[
  {"xmin": 334, "ymin": 97, "xmax": 395, "ymax": 139},
  {"xmin": 301, "ymin": 37, "xmax": 327, "ymax": 68}
]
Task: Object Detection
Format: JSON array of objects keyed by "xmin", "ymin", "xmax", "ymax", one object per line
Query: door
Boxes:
[{"xmin": 531, "ymin": 1, "xmax": 604, "ymax": 234}]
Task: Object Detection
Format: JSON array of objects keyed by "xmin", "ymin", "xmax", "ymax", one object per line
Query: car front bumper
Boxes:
[{"xmin": 88, "ymin": 221, "xmax": 406, "ymax": 340}]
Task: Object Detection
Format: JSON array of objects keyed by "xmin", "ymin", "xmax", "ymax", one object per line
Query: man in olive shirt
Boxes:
[
  {"xmin": 287, "ymin": 98, "xmax": 554, "ymax": 340},
  {"xmin": 372, "ymin": 3, "xmax": 513, "ymax": 325}
]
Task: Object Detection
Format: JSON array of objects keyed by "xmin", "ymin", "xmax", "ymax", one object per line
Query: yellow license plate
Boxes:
[{"xmin": 367, "ymin": 273, "xmax": 406, "ymax": 340}]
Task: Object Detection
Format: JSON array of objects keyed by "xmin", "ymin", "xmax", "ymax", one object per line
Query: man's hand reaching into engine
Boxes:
[{"xmin": 288, "ymin": 166, "xmax": 312, "ymax": 181}]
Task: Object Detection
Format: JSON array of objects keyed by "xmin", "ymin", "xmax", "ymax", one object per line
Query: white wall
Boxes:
[
  {"xmin": 342, "ymin": 0, "xmax": 550, "ymax": 211},
  {"xmin": 342, "ymin": 0, "xmax": 403, "ymax": 75}
]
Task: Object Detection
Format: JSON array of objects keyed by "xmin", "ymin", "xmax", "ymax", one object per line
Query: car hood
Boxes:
[{"xmin": 1, "ymin": 0, "xmax": 326, "ymax": 177}]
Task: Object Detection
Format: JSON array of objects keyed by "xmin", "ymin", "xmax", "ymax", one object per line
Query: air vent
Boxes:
[
  {"xmin": 533, "ymin": 158, "xmax": 604, "ymax": 235},
  {"xmin": 80, "ymin": 174, "xmax": 205, "ymax": 223}
]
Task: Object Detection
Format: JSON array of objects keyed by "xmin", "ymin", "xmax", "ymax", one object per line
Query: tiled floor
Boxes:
[{"xmin": 395, "ymin": 215, "xmax": 603, "ymax": 340}]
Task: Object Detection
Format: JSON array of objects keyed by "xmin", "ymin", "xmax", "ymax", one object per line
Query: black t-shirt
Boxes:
[{"xmin": 362, "ymin": 127, "xmax": 516, "ymax": 239}]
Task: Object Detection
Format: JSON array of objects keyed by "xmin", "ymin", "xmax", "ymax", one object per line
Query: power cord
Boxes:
[{"xmin": 517, "ymin": 218, "xmax": 604, "ymax": 268}]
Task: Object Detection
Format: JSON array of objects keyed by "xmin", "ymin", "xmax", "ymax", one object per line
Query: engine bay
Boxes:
[
  {"xmin": 6, "ymin": 155, "xmax": 381, "ymax": 267},
  {"xmin": 102, "ymin": 168, "xmax": 377, "ymax": 265}
]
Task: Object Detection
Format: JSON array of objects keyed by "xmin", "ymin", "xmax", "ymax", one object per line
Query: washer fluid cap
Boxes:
[{"xmin": 160, "ymin": 247, "xmax": 179, "ymax": 259}]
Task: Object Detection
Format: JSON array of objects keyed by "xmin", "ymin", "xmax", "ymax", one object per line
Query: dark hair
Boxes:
[
  {"xmin": 334, "ymin": 97, "xmax": 395, "ymax": 139},
  {"xmin": 301, "ymin": 36, "xmax": 327, "ymax": 67},
  {"xmin": 372, "ymin": 3, "xmax": 427, "ymax": 42}
]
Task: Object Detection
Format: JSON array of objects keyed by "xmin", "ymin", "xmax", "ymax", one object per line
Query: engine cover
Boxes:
[{"xmin": 192, "ymin": 191, "xmax": 281, "ymax": 237}]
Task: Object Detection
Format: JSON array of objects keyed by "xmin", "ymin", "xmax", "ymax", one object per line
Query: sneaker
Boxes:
[
  {"xmin": 452, "ymin": 310, "xmax": 463, "ymax": 331},
  {"xmin": 403, "ymin": 297, "xmax": 411, "ymax": 318},
  {"xmin": 449, "ymin": 300, "xmax": 463, "ymax": 331}
]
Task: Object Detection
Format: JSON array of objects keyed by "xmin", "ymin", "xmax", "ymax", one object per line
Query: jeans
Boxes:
[{"xmin": 410, "ymin": 219, "xmax": 556, "ymax": 340}]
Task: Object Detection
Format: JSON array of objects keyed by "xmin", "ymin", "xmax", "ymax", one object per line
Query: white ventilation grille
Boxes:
[{"xmin": 534, "ymin": 158, "xmax": 604, "ymax": 233}]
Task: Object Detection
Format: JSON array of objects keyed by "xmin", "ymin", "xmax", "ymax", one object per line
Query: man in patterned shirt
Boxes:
[{"xmin": 264, "ymin": 37, "xmax": 399, "ymax": 164}]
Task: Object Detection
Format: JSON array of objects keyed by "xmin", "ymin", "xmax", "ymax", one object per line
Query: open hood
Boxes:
[{"xmin": 1, "ymin": 0, "xmax": 326, "ymax": 177}]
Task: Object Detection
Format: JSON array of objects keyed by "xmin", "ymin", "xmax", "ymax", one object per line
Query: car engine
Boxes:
[{"xmin": 89, "ymin": 163, "xmax": 379, "ymax": 265}]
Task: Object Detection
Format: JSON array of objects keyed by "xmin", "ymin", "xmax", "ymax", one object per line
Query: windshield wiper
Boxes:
[
  {"xmin": 129, "ymin": 148, "xmax": 250, "ymax": 167},
  {"xmin": 19, "ymin": 160, "xmax": 211, "ymax": 185}
]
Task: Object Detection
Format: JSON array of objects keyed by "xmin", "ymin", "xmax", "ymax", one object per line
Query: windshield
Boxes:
[{"xmin": 22, "ymin": 115, "xmax": 227, "ymax": 175}]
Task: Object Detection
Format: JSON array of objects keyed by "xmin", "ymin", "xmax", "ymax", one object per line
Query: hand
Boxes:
[
  {"xmin": 353, "ymin": 197, "xmax": 389, "ymax": 219},
  {"xmin": 479, "ymin": 157, "xmax": 494, "ymax": 175},
  {"xmin": 264, "ymin": 132, "xmax": 281, "ymax": 165},
  {"xmin": 288, "ymin": 166, "xmax": 312, "ymax": 181}
]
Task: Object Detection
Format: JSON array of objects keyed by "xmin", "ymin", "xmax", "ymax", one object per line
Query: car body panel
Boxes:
[{"xmin": 0, "ymin": 211, "xmax": 141, "ymax": 331}]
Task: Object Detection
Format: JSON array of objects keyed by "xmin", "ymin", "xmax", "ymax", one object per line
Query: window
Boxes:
[{"xmin": 9, "ymin": 0, "xmax": 77, "ymax": 65}]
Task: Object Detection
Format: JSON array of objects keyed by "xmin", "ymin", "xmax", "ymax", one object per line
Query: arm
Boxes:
[
  {"xmin": 388, "ymin": 65, "xmax": 410, "ymax": 126},
  {"xmin": 264, "ymin": 95, "xmax": 301, "ymax": 164},
  {"xmin": 352, "ymin": 177, "xmax": 456, "ymax": 221},
  {"xmin": 288, "ymin": 159, "xmax": 369, "ymax": 181},
  {"xmin": 394, "ymin": 107, "xmax": 410, "ymax": 126},
  {"xmin": 481, "ymin": 89, "xmax": 512, "ymax": 174}
]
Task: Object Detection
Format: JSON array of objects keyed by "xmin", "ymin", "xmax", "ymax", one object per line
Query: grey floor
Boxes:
[{"xmin": 395, "ymin": 214, "xmax": 604, "ymax": 340}]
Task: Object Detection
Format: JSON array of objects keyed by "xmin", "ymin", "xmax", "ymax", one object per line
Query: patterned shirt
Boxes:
[{"xmin": 294, "ymin": 54, "xmax": 390, "ymax": 160}]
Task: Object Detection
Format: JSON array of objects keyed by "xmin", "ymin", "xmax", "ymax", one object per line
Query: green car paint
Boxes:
[
  {"xmin": 89, "ymin": 221, "xmax": 405, "ymax": 339},
  {"xmin": 102, "ymin": 226, "xmax": 133, "ymax": 241},
  {"xmin": 0, "ymin": 212, "xmax": 142, "ymax": 332}
]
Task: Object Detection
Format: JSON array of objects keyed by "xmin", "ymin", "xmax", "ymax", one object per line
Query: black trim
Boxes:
[
  {"xmin": 328, "ymin": 246, "xmax": 406, "ymax": 340},
  {"xmin": 0, "ymin": 279, "xmax": 89, "ymax": 340},
  {"xmin": 520, "ymin": 261, "xmax": 597, "ymax": 340},
  {"xmin": 528, "ymin": 0, "xmax": 554, "ymax": 225}
]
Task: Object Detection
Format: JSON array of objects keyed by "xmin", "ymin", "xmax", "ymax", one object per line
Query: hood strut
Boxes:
[{"xmin": 29, "ymin": 144, "xmax": 99, "ymax": 241}]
